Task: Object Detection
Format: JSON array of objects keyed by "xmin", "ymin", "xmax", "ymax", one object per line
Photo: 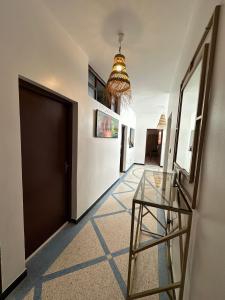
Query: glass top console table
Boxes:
[{"xmin": 127, "ymin": 170, "xmax": 192, "ymax": 300}]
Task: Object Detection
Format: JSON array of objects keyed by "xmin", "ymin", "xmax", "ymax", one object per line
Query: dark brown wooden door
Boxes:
[
  {"xmin": 145, "ymin": 129, "xmax": 163, "ymax": 166},
  {"xmin": 19, "ymin": 80, "xmax": 71, "ymax": 258}
]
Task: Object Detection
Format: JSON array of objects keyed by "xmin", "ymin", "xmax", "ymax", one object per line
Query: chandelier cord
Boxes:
[
  {"xmin": 119, "ymin": 43, "xmax": 121, "ymax": 53},
  {"xmin": 118, "ymin": 32, "xmax": 124, "ymax": 54}
]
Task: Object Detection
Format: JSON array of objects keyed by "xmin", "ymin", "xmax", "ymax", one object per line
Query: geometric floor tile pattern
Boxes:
[
  {"xmin": 42, "ymin": 261, "xmax": 124, "ymax": 300},
  {"xmin": 6, "ymin": 164, "xmax": 168, "ymax": 300},
  {"xmin": 95, "ymin": 211, "xmax": 134, "ymax": 253},
  {"xmin": 44, "ymin": 222, "xmax": 105, "ymax": 275}
]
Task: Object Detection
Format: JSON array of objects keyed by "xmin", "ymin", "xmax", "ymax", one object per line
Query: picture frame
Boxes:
[
  {"xmin": 129, "ymin": 128, "xmax": 135, "ymax": 148},
  {"xmin": 95, "ymin": 110, "xmax": 119, "ymax": 138}
]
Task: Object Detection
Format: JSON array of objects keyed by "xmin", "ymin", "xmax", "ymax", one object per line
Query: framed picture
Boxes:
[
  {"xmin": 95, "ymin": 110, "xmax": 119, "ymax": 138},
  {"xmin": 129, "ymin": 128, "xmax": 135, "ymax": 148}
]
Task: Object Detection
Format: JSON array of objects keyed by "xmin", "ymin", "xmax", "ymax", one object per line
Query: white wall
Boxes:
[
  {"xmin": 77, "ymin": 99, "xmax": 136, "ymax": 218},
  {"xmin": 120, "ymin": 106, "xmax": 136, "ymax": 171},
  {"xmin": 0, "ymin": 0, "xmax": 136, "ymax": 292},
  {"xmin": 166, "ymin": 1, "xmax": 225, "ymax": 299}
]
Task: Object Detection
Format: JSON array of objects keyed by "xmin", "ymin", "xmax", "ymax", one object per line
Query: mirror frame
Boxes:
[
  {"xmin": 174, "ymin": 44, "xmax": 209, "ymax": 181},
  {"xmin": 173, "ymin": 6, "xmax": 220, "ymax": 208}
]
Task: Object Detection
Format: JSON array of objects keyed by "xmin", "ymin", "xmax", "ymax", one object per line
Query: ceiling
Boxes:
[{"xmin": 42, "ymin": 0, "xmax": 195, "ymax": 114}]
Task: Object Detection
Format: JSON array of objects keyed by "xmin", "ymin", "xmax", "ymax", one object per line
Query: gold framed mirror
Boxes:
[{"xmin": 173, "ymin": 6, "xmax": 220, "ymax": 208}]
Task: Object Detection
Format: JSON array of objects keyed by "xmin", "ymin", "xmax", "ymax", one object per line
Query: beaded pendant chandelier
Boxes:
[{"xmin": 107, "ymin": 33, "xmax": 131, "ymax": 103}]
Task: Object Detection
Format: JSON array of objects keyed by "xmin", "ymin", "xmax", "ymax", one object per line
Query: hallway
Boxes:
[
  {"xmin": 1, "ymin": 1, "xmax": 225, "ymax": 299},
  {"xmin": 7, "ymin": 165, "xmax": 168, "ymax": 300}
]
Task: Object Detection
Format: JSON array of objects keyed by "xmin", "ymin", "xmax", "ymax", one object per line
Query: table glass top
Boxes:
[{"xmin": 133, "ymin": 170, "xmax": 190, "ymax": 213}]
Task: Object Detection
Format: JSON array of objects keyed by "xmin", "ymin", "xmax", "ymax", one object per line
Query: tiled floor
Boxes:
[
  {"xmin": 6, "ymin": 164, "xmax": 169, "ymax": 300},
  {"xmin": 145, "ymin": 156, "xmax": 160, "ymax": 166}
]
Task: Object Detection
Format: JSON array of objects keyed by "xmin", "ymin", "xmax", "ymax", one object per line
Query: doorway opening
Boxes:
[
  {"xmin": 19, "ymin": 78, "xmax": 76, "ymax": 258},
  {"xmin": 120, "ymin": 124, "xmax": 126, "ymax": 173},
  {"xmin": 145, "ymin": 129, "xmax": 163, "ymax": 166}
]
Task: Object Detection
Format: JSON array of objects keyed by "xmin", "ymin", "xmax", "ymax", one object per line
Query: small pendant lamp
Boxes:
[
  {"xmin": 107, "ymin": 33, "xmax": 131, "ymax": 103},
  {"xmin": 157, "ymin": 114, "xmax": 166, "ymax": 129}
]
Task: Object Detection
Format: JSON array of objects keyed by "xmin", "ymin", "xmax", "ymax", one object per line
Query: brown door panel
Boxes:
[{"xmin": 19, "ymin": 82, "xmax": 71, "ymax": 258}]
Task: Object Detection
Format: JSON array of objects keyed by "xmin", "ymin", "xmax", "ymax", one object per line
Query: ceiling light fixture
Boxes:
[{"xmin": 106, "ymin": 33, "xmax": 131, "ymax": 104}]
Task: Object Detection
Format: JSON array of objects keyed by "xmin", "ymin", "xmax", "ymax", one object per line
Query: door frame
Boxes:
[
  {"xmin": 145, "ymin": 128, "xmax": 163, "ymax": 165},
  {"xmin": 19, "ymin": 76, "xmax": 78, "ymax": 240},
  {"xmin": 120, "ymin": 124, "xmax": 127, "ymax": 172}
]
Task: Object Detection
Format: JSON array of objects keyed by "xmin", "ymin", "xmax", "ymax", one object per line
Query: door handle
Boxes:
[{"xmin": 65, "ymin": 162, "xmax": 70, "ymax": 173}]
